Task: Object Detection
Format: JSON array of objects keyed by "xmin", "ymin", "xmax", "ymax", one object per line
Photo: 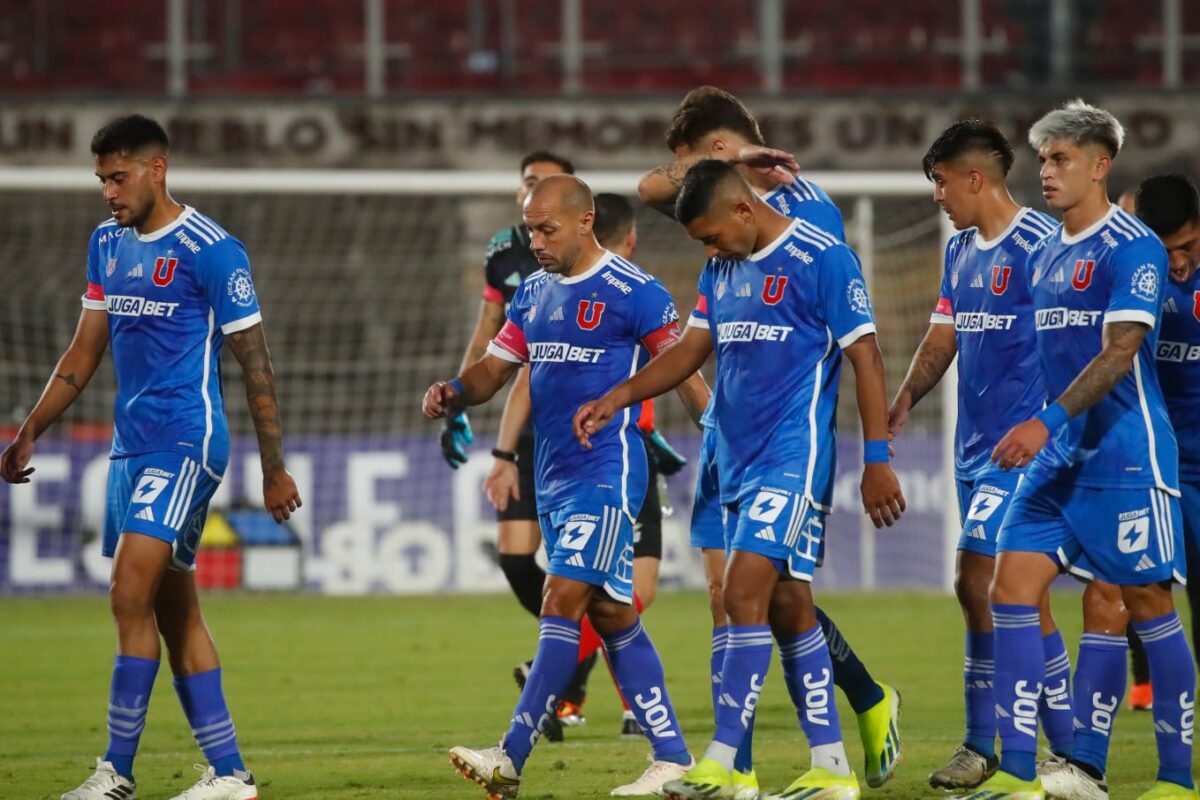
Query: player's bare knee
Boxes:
[
  {"xmin": 722, "ymin": 580, "xmax": 769, "ymax": 626},
  {"xmin": 1081, "ymin": 580, "xmax": 1129, "ymax": 632},
  {"xmin": 108, "ymin": 580, "xmax": 154, "ymax": 623},
  {"xmin": 1120, "ymin": 581, "xmax": 1175, "ymax": 624}
]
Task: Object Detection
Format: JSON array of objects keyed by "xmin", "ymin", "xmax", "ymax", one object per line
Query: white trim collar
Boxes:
[
  {"xmin": 974, "ymin": 207, "xmax": 1031, "ymax": 251},
  {"xmin": 558, "ymin": 250, "xmax": 614, "ymax": 284},
  {"xmin": 1060, "ymin": 204, "xmax": 1117, "ymax": 246},
  {"xmin": 135, "ymin": 204, "xmax": 194, "ymax": 242},
  {"xmin": 749, "ymin": 220, "xmax": 799, "ymax": 262}
]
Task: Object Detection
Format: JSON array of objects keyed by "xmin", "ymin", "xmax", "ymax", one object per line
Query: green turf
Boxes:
[{"xmin": 0, "ymin": 590, "xmax": 1186, "ymax": 799}]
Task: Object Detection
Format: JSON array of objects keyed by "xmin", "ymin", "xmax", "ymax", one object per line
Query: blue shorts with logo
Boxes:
[
  {"xmin": 690, "ymin": 425, "xmax": 727, "ymax": 551},
  {"xmin": 729, "ymin": 483, "xmax": 827, "ymax": 582},
  {"xmin": 956, "ymin": 470, "xmax": 1023, "ymax": 558},
  {"xmin": 539, "ymin": 502, "xmax": 635, "ymax": 604},
  {"xmin": 104, "ymin": 451, "xmax": 222, "ymax": 571},
  {"xmin": 998, "ymin": 472, "xmax": 1185, "ymax": 586}
]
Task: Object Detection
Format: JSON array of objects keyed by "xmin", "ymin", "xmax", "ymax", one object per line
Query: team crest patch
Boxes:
[
  {"xmin": 1131, "ymin": 263, "xmax": 1159, "ymax": 302},
  {"xmin": 577, "ymin": 299, "xmax": 605, "ymax": 330},
  {"xmin": 225, "ymin": 267, "xmax": 256, "ymax": 307},
  {"xmin": 105, "ymin": 258, "xmax": 117, "ymax": 277},
  {"xmin": 846, "ymin": 278, "xmax": 872, "ymax": 315}
]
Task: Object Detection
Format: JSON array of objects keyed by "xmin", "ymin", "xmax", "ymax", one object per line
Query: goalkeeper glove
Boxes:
[
  {"xmin": 644, "ymin": 428, "xmax": 687, "ymax": 476},
  {"xmin": 440, "ymin": 409, "xmax": 474, "ymax": 469}
]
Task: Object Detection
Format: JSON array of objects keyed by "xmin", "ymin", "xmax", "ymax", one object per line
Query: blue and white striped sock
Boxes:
[
  {"xmin": 706, "ymin": 625, "xmax": 773, "ymax": 771},
  {"xmin": 778, "ymin": 624, "xmax": 848, "ymax": 775},
  {"xmin": 992, "ymin": 603, "xmax": 1042, "ymax": 781},
  {"xmin": 503, "ymin": 616, "xmax": 580, "ymax": 773},
  {"xmin": 1133, "ymin": 612, "xmax": 1196, "ymax": 788},
  {"xmin": 174, "ymin": 668, "xmax": 245, "ymax": 776},
  {"xmin": 1040, "ymin": 630, "xmax": 1075, "ymax": 758},
  {"xmin": 963, "ymin": 631, "xmax": 996, "ymax": 757},
  {"xmin": 603, "ymin": 620, "xmax": 689, "ymax": 765},
  {"xmin": 1071, "ymin": 632, "xmax": 1126, "ymax": 774},
  {"xmin": 104, "ymin": 655, "xmax": 160, "ymax": 779}
]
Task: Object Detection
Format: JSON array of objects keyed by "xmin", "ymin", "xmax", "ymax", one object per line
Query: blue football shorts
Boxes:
[
  {"xmin": 728, "ymin": 484, "xmax": 826, "ymax": 582},
  {"xmin": 998, "ymin": 473, "xmax": 1185, "ymax": 586},
  {"xmin": 956, "ymin": 469, "xmax": 1023, "ymax": 558},
  {"xmin": 539, "ymin": 502, "xmax": 635, "ymax": 604},
  {"xmin": 104, "ymin": 451, "xmax": 222, "ymax": 571}
]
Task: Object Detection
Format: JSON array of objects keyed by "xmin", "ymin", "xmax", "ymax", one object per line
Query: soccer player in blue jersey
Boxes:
[
  {"xmin": 638, "ymin": 86, "xmax": 904, "ymax": 794},
  {"xmin": 973, "ymin": 100, "xmax": 1196, "ymax": 800},
  {"xmin": 889, "ymin": 120, "xmax": 1083, "ymax": 791},
  {"xmin": 0, "ymin": 116, "xmax": 301, "ymax": 800},
  {"xmin": 1135, "ymin": 173, "xmax": 1200, "ymax": 659},
  {"xmin": 576, "ymin": 159, "xmax": 906, "ymax": 800},
  {"xmin": 424, "ymin": 175, "xmax": 710, "ymax": 799}
]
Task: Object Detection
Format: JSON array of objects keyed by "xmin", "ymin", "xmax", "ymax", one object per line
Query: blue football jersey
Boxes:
[
  {"xmin": 688, "ymin": 219, "xmax": 877, "ymax": 510},
  {"xmin": 932, "ymin": 208, "xmax": 1058, "ymax": 479},
  {"xmin": 82, "ymin": 207, "xmax": 262, "ymax": 477},
  {"xmin": 1156, "ymin": 270, "xmax": 1200, "ymax": 480},
  {"xmin": 487, "ymin": 252, "xmax": 680, "ymax": 516},
  {"xmin": 1026, "ymin": 205, "xmax": 1178, "ymax": 492},
  {"xmin": 699, "ymin": 177, "xmax": 846, "ymax": 430}
]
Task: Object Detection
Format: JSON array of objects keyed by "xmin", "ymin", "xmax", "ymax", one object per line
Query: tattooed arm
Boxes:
[
  {"xmin": 887, "ymin": 322, "xmax": 957, "ymax": 445},
  {"xmin": 637, "ymin": 155, "xmax": 705, "ymax": 218},
  {"xmin": 227, "ymin": 322, "xmax": 302, "ymax": 521},
  {"xmin": 992, "ymin": 321, "xmax": 1148, "ymax": 470},
  {"xmin": 1, "ymin": 309, "xmax": 108, "ymax": 483},
  {"xmin": 637, "ymin": 146, "xmax": 800, "ymax": 219}
]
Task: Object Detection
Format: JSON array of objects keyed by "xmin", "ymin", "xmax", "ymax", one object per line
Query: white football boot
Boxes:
[
  {"xmin": 1038, "ymin": 757, "xmax": 1108, "ymax": 800},
  {"xmin": 61, "ymin": 758, "xmax": 137, "ymax": 800},
  {"xmin": 450, "ymin": 744, "xmax": 521, "ymax": 798},
  {"xmin": 611, "ymin": 754, "xmax": 694, "ymax": 796},
  {"xmin": 166, "ymin": 765, "xmax": 258, "ymax": 800}
]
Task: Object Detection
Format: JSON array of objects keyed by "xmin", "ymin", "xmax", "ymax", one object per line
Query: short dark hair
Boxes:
[
  {"xmin": 676, "ymin": 159, "xmax": 743, "ymax": 225},
  {"xmin": 90, "ymin": 114, "xmax": 169, "ymax": 157},
  {"xmin": 520, "ymin": 150, "xmax": 575, "ymax": 175},
  {"xmin": 1135, "ymin": 173, "xmax": 1200, "ymax": 237},
  {"xmin": 922, "ymin": 119, "xmax": 1014, "ymax": 180},
  {"xmin": 665, "ymin": 86, "xmax": 765, "ymax": 151},
  {"xmin": 593, "ymin": 193, "xmax": 635, "ymax": 248}
]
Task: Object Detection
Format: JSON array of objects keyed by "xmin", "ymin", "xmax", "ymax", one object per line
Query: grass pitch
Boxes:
[{"xmin": 1, "ymin": 590, "xmax": 1184, "ymax": 799}]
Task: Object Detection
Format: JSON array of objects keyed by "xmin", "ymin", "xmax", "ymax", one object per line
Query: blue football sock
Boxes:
[
  {"xmin": 1070, "ymin": 632, "xmax": 1125, "ymax": 774},
  {"xmin": 603, "ymin": 620, "xmax": 689, "ymax": 765},
  {"xmin": 1040, "ymin": 629, "xmax": 1075, "ymax": 758},
  {"xmin": 992, "ymin": 604, "xmax": 1042, "ymax": 781},
  {"xmin": 503, "ymin": 617, "xmax": 581, "ymax": 773},
  {"xmin": 104, "ymin": 655, "xmax": 160, "ymax": 780},
  {"xmin": 778, "ymin": 624, "xmax": 847, "ymax": 775},
  {"xmin": 815, "ymin": 606, "xmax": 885, "ymax": 714},
  {"xmin": 711, "ymin": 626, "xmax": 754, "ymax": 773},
  {"xmin": 1132, "ymin": 612, "xmax": 1197, "ymax": 788},
  {"xmin": 963, "ymin": 630, "xmax": 996, "ymax": 757},
  {"xmin": 709, "ymin": 625, "xmax": 773, "ymax": 770},
  {"xmin": 174, "ymin": 668, "xmax": 246, "ymax": 776}
]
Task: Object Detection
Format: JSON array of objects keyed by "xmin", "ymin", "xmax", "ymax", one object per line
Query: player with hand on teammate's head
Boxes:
[
  {"xmin": 1135, "ymin": 173, "xmax": 1200, "ymax": 665},
  {"xmin": 426, "ymin": 175, "xmax": 710, "ymax": 799},
  {"xmin": 889, "ymin": 120, "xmax": 1081, "ymax": 792},
  {"xmin": 0, "ymin": 114, "xmax": 300, "ymax": 800},
  {"xmin": 575, "ymin": 159, "xmax": 905, "ymax": 800},
  {"xmin": 973, "ymin": 101, "xmax": 1196, "ymax": 800},
  {"xmin": 636, "ymin": 87, "xmax": 904, "ymax": 797}
]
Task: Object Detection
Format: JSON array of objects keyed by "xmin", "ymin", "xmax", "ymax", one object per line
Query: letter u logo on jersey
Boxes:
[
  {"xmin": 152, "ymin": 257, "xmax": 179, "ymax": 287},
  {"xmin": 1071, "ymin": 259, "xmax": 1096, "ymax": 291},
  {"xmin": 990, "ymin": 265, "xmax": 1012, "ymax": 295},
  {"xmin": 576, "ymin": 300, "xmax": 606, "ymax": 330},
  {"xmin": 762, "ymin": 275, "xmax": 788, "ymax": 305}
]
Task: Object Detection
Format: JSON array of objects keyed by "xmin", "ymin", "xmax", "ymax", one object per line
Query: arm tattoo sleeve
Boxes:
[
  {"xmin": 904, "ymin": 341, "xmax": 955, "ymax": 406},
  {"xmin": 1058, "ymin": 321, "xmax": 1147, "ymax": 417},
  {"xmin": 228, "ymin": 324, "xmax": 285, "ymax": 477}
]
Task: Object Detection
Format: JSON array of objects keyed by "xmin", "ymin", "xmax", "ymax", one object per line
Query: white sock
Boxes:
[
  {"xmin": 812, "ymin": 742, "xmax": 851, "ymax": 776},
  {"xmin": 702, "ymin": 741, "xmax": 737, "ymax": 772}
]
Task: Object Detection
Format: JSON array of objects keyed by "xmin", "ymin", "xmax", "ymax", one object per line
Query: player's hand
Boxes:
[
  {"xmin": 861, "ymin": 462, "xmax": 905, "ymax": 528},
  {"xmin": 573, "ymin": 396, "xmax": 620, "ymax": 449},
  {"xmin": 644, "ymin": 428, "xmax": 687, "ymax": 475},
  {"xmin": 735, "ymin": 145, "xmax": 800, "ymax": 186},
  {"xmin": 0, "ymin": 434, "xmax": 35, "ymax": 484},
  {"xmin": 886, "ymin": 397, "xmax": 911, "ymax": 458},
  {"xmin": 440, "ymin": 409, "xmax": 474, "ymax": 469},
  {"xmin": 263, "ymin": 467, "xmax": 302, "ymax": 523},
  {"xmin": 423, "ymin": 380, "xmax": 462, "ymax": 421},
  {"xmin": 991, "ymin": 419, "xmax": 1048, "ymax": 471},
  {"xmin": 483, "ymin": 458, "xmax": 520, "ymax": 512}
]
